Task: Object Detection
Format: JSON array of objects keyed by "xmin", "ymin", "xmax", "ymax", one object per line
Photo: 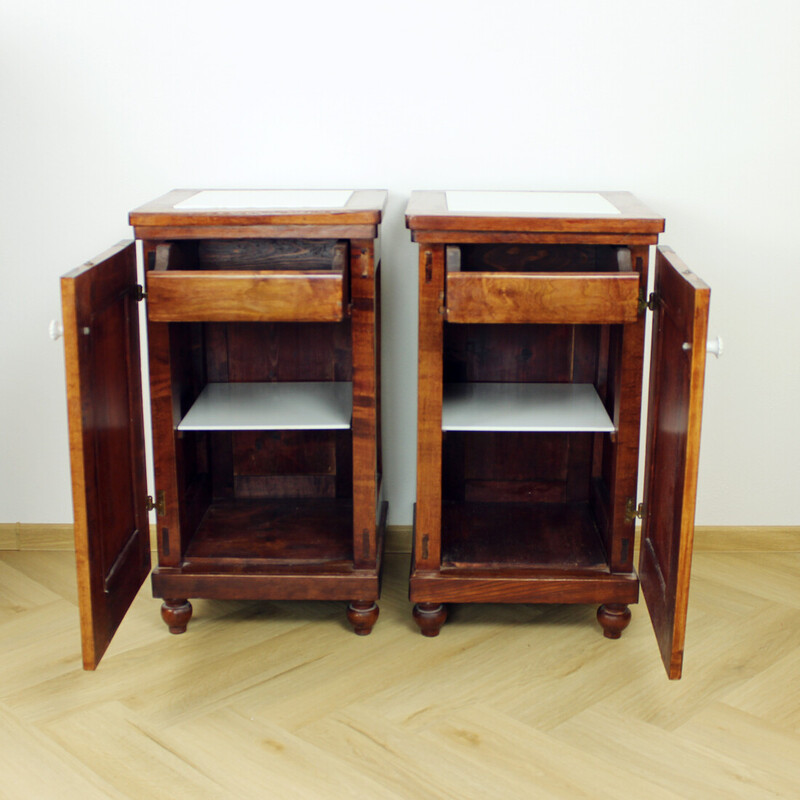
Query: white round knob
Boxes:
[
  {"xmin": 49, "ymin": 320, "xmax": 64, "ymax": 341},
  {"xmin": 706, "ymin": 335, "xmax": 723, "ymax": 358}
]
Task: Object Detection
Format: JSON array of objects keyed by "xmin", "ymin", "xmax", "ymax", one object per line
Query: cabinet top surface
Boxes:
[
  {"xmin": 405, "ymin": 191, "xmax": 664, "ymax": 235},
  {"xmin": 130, "ymin": 189, "xmax": 388, "ymax": 228}
]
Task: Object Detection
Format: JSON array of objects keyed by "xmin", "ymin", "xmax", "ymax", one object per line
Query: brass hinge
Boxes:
[
  {"xmin": 146, "ymin": 491, "xmax": 166, "ymax": 517},
  {"xmin": 625, "ymin": 497, "xmax": 644, "ymax": 522},
  {"xmin": 638, "ymin": 291, "xmax": 658, "ymax": 314},
  {"xmin": 135, "ymin": 284, "xmax": 147, "ymax": 302},
  {"xmin": 438, "ymin": 291, "xmax": 446, "ymax": 315}
]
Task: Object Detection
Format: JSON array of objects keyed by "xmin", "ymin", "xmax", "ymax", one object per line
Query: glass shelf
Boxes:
[
  {"xmin": 442, "ymin": 383, "xmax": 615, "ymax": 432},
  {"xmin": 178, "ymin": 382, "xmax": 352, "ymax": 431}
]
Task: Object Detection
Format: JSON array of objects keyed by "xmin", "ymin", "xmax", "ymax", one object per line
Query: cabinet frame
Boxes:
[
  {"xmin": 62, "ymin": 190, "xmax": 388, "ymax": 669},
  {"xmin": 406, "ymin": 191, "xmax": 709, "ymax": 678}
]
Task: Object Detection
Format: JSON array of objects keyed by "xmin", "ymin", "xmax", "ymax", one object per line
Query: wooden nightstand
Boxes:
[
  {"xmin": 406, "ymin": 190, "xmax": 710, "ymax": 678},
  {"xmin": 61, "ymin": 189, "xmax": 387, "ymax": 669}
]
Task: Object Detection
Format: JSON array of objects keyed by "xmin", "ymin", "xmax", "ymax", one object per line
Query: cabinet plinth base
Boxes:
[
  {"xmin": 597, "ymin": 603, "xmax": 632, "ymax": 639},
  {"xmin": 413, "ymin": 603, "xmax": 448, "ymax": 636},
  {"xmin": 347, "ymin": 601, "xmax": 380, "ymax": 635},
  {"xmin": 161, "ymin": 598, "xmax": 193, "ymax": 634}
]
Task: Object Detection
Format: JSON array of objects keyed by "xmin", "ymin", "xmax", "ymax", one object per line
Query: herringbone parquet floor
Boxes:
[{"xmin": 1, "ymin": 535, "xmax": 798, "ymax": 799}]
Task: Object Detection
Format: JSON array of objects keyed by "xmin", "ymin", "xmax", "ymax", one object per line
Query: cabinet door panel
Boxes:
[
  {"xmin": 640, "ymin": 246, "xmax": 710, "ymax": 679},
  {"xmin": 61, "ymin": 241, "xmax": 151, "ymax": 669}
]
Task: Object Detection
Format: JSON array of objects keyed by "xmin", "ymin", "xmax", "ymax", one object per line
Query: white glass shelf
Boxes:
[
  {"xmin": 442, "ymin": 383, "xmax": 615, "ymax": 432},
  {"xmin": 174, "ymin": 190, "xmax": 354, "ymax": 210},
  {"xmin": 178, "ymin": 382, "xmax": 352, "ymax": 431},
  {"xmin": 445, "ymin": 191, "xmax": 621, "ymax": 216}
]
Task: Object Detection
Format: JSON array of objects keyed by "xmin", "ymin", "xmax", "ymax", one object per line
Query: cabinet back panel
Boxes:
[
  {"xmin": 443, "ymin": 324, "xmax": 600, "ymax": 384},
  {"xmin": 204, "ymin": 321, "xmax": 352, "ymax": 382},
  {"xmin": 443, "ymin": 432, "xmax": 594, "ymax": 505},
  {"xmin": 196, "ymin": 239, "xmax": 346, "ymax": 271},
  {"xmin": 454, "ymin": 244, "xmax": 620, "ymax": 273}
]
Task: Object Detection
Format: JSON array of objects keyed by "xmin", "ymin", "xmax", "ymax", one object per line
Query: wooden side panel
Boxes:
[
  {"xmin": 640, "ymin": 246, "xmax": 710, "ymax": 679},
  {"xmin": 61, "ymin": 241, "xmax": 150, "ymax": 670},
  {"xmin": 146, "ymin": 271, "xmax": 345, "ymax": 322},
  {"xmin": 415, "ymin": 245, "xmax": 446, "ymax": 569},
  {"xmin": 350, "ymin": 241, "xmax": 379, "ymax": 569},
  {"xmin": 593, "ymin": 246, "xmax": 649, "ymax": 572},
  {"xmin": 446, "ymin": 272, "xmax": 639, "ymax": 324}
]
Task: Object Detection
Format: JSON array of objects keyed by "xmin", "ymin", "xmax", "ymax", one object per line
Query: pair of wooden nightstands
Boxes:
[{"xmin": 60, "ymin": 189, "xmax": 710, "ymax": 678}]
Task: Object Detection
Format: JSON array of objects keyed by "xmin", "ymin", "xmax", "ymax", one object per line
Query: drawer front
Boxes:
[
  {"xmin": 445, "ymin": 272, "xmax": 640, "ymax": 324},
  {"xmin": 146, "ymin": 270, "xmax": 345, "ymax": 322},
  {"xmin": 144, "ymin": 239, "xmax": 348, "ymax": 322}
]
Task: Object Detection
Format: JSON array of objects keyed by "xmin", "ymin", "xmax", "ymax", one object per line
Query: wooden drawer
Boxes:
[
  {"xmin": 146, "ymin": 240, "xmax": 348, "ymax": 323},
  {"xmin": 445, "ymin": 271, "xmax": 640, "ymax": 324},
  {"xmin": 443, "ymin": 243, "xmax": 639, "ymax": 325}
]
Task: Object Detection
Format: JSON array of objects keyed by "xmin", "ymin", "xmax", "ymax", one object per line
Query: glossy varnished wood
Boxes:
[
  {"xmin": 63, "ymin": 190, "xmax": 388, "ymax": 660},
  {"xmin": 60, "ymin": 241, "xmax": 151, "ymax": 669},
  {"xmin": 146, "ymin": 270, "xmax": 346, "ymax": 322},
  {"xmin": 350, "ymin": 241, "xmax": 381, "ymax": 570},
  {"xmin": 413, "ymin": 245, "xmax": 446, "ymax": 571},
  {"xmin": 405, "ymin": 190, "xmax": 665, "ymax": 235},
  {"xmin": 639, "ymin": 246, "xmax": 711, "ymax": 679},
  {"xmin": 441, "ymin": 501, "xmax": 608, "ymax": 569},
  {"xmin": 406, "ymin": 191, "xmax": 708, "ymax": 674},
  {"xmin": 130, "ymin": 188, "xmax": 387, "ymax": 229},
  {"xmin": 182, "ymin": 498, "xmax": 353, "ymax": 565},
  {"xmin": 445, "ymin": 271, "xmax": 640, "ymax": 324}
]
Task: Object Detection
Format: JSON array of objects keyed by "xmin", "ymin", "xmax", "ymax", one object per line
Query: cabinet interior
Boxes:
[
  {"xmin": 440, "ymin": 243, "xmax": 629, "ymax": 573},
  {"xmin": 152, "ymin": 238, "xmax": 356, "ymax": 568}
]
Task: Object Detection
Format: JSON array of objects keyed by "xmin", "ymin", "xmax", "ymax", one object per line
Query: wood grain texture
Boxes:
[
  {"xmin": 601, "ymin": 244, "xmax": 650, "ymax": 573},
  {"xmin": 146, "ymin": 271, "xmax": 345, "ymax": 322},
  {"xmin": 412, "ymin": 230, "xmax": 661, "ymax": 245},
  {"xmin": 405, "ymin": 190, "xmax": 665, "ymax": 235},
  {"xmin": 130, "ymin": 189, "xmax": 387, "ymax": 227},
  {"xmin": 639, "ymin": 246, "xmax": 711, "ymax": 679},
  {"xmin": 145, "ymin": 318, "xmax": 189, "ymax": 570},
  {"xmin": 133, "ymin": 224, "xmax": 377, "ymax": 240},
  {"xmin": 446, "ymin": 272, "xmax": 640, "ymax": 324},
  {"xmin": 196, "ymin": 239, "xmax": 347, "ymax": 271},
  {"xmin": 60, "ymin": 241, "xmax": 151, "ymax": 670},
  {"xmin": 1, "ymin": 547, "xmax": 799, "ymax": 796},
  {"xmin": 350, "ymin": 241, "xmax": 380, "ymax": 569},
  {"xmin": 414, "ymin": 245, "xmax": 446, "ymax": 571}
]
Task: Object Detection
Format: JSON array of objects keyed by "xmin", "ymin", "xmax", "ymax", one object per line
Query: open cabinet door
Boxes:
[
  {"xmin": 61, "ymin": 241, "xmax": 151, "ymax": 669},
  {"xmin": 640, "ymin": 246, "xmax": 710, "ymax": 679}
]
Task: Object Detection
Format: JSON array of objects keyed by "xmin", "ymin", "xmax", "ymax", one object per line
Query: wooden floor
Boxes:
[{"xmin": 1, "ymin": 538, "xmax": 799, "ymax": 799}]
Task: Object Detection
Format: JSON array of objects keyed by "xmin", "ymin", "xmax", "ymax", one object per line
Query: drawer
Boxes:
[
  {"xmin": 146, "ymin": 240, "xmax": 348, "ymax": 323},
  {"xmin": 445, "ymin": 271, "xmax": 640, "ymax": 324},
  {"xmin": 444, "ymin": 244, "xmax": 640, "ymax": 324}
]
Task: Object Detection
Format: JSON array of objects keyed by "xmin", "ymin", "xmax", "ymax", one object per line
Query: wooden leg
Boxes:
[
  {"xmin": 347, "ymin": 601, "xmax": 379, "ymax": 635},
  {"xmin": 413, "ymin": 603, "xmax": 447, "ymax": 637},
  {"xmin": 161, "ymin": 598, "xmax": 192, "ymax": 634},
  {"xmin": 597, "ymin": 603, "xmax": 631, "ymax": 639}
]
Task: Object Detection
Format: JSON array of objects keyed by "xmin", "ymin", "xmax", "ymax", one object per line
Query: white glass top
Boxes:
[
  {"xmin": 178, "ymin": 382, "xmax": 352, "ymax": 431},
  {"xmin": 442, "ymin": 383, "xmax": 615, "ymax": 432},
  {"xmin": 174, "ymin": 190, "xmax": 354, "ymax": 210},
  {"xmin": 445, "ymin": 191, "xmax": 621, "ymax": 216}
]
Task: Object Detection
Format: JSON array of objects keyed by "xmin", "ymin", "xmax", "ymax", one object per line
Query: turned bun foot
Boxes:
[
  {"xmin": 347, "ymin": 601, "xmax": 379, "ymax": 635},
  {"xmin": 161, "ymin": 598, "xmax": 193, "ymax": 634},
  {"xmin": 413, "ymin": 603, "xmax": 447, "ymax": 637},
  {"xmin": 597, "ymin": 603, "xmax": 631, "ymax": 639}
]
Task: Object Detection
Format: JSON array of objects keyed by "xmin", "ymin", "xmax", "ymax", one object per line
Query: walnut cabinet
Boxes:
[
  {"xmin": 406, "ymin": 191, "xmax": 710, "ymax": 679},
  {"xmin": 61, "ymin": 190, "xmax": 387, "ymax": 669}
]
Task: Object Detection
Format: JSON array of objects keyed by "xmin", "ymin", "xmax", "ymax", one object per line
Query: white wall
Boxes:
[{"xmin": 1, "ymin": 0, "xmax": 798, "ymax": 526}]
